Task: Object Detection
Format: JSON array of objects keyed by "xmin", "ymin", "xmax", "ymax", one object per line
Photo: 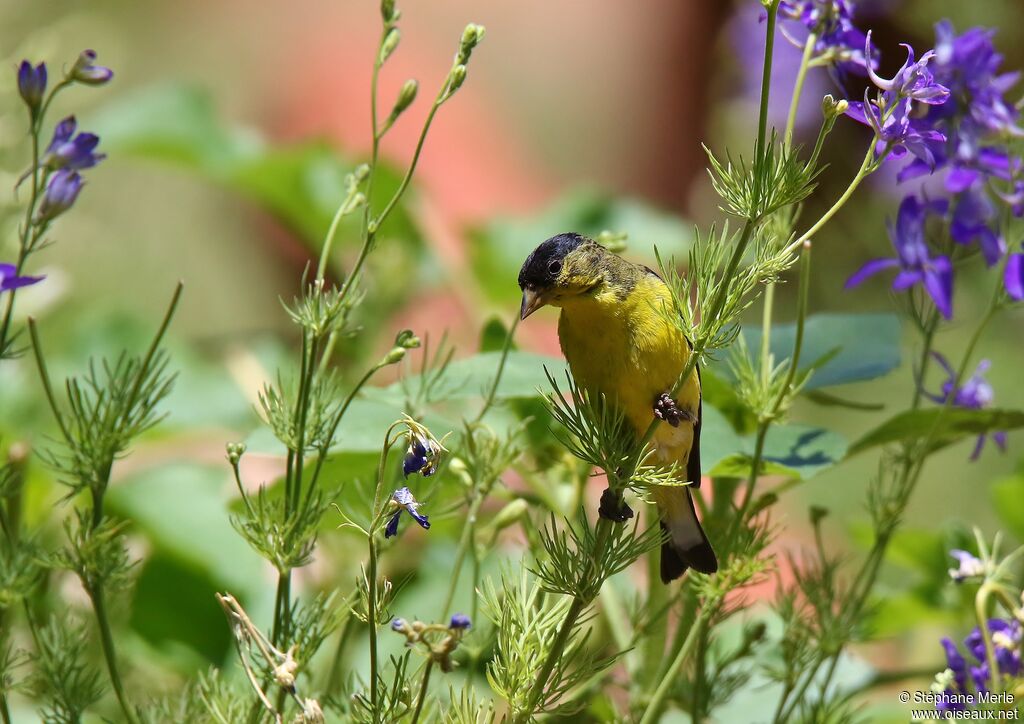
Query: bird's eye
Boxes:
[{"xmin": 548, "ymin": 260, "xmax": 562, "ymax": 275}]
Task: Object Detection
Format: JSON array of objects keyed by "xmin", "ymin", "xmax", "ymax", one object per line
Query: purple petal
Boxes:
[
  {"xmin": 923, "ymin": 256, "xmax": 953, "ymax": 319},
  {"xmin": 845, "ymin": 258, "xmax": 899, "ymax": 288},
  {"xmin": 945, "ymin": 167, "xmax": 980, "ymax": 193},
  {"xmin": 1005, "ymin": 254, "xmax": 1024, "ymax": 301},
  {"xmin": 892, "ymin": 270, "xmax": 923, "ymax": 291}
]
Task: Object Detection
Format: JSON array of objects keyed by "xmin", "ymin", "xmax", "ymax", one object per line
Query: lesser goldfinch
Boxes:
[{"xmin": 518, "ymin": 232, "xmax": 717, "ymax": 581}]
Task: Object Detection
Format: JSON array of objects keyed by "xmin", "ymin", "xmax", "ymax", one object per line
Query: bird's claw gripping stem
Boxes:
[
  {"xmin": 653, "ymin": 392, "xmax": 694, "ymax": 428},
  {"xmin": 599, "ymin": 487, "xmax": 634, "ymax": 523}
]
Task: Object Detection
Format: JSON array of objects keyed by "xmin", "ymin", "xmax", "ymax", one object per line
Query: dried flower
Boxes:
[
  {"xmin": 383, "ymin": 487, "xmax": 430, "ymax": 538},
  {"xmin": 68, "ymin": 49, "xmax": 113, "ymax": 85}
]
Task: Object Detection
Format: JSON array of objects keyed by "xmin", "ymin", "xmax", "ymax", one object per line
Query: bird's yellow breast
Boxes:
[{"xmin": 557, "ymin": 274, "xmax": 700, "ymax": 466}]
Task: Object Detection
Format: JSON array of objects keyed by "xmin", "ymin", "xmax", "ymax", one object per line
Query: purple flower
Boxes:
[
  {"xmin": 403, "ymin": 435, "xmax": 440, "ymax": 477},
  {"xmin": 965, "ymin": 619, "xmax": 1022, "ymax": 685},
  {"xmin": 864, "ymin": 32, "xmax": 949, "ymax": 105},
  {"xmin": 42, "ymin": 117, "xmax": 105, "ymax": 171},
  {"xmin": 947, "ymin": 549, "xmax": 985, "ymax": 583},
  {"xmin": 778, "ymin": 0, "xmax": 873, "ymax": 76},
  {"xmin": 0, "ymin": 263, "xmax": 43, "ymax": 293},
  {"xmin": 845, "ymin": 96, "xmax": 946, "ymax": 167},
  {"xmin": 34, "ymin": 169, "xmax": 84, "ymax": 224},
  {"xmin": 926, "ymin": 352, "xmax": 1006, "ymax": 460},
  {"xmin": 449, "ymin": 613, "xmax": 471, "ymax": 630},
  {"xmin": 1005, "ymin": 248, "xmax": 1024, "ymax": 301},
  {"xmin": 68, "ymin": 50, "xmax": 113, "ymax": 86},
  {"xmin": 383, "ymin": 486, "xmax": 430, "ymax": 538},
  {"xmin": 845, "ymin": 195, "xmax": 953, "ymax": 319},
  {"xmin": 941, "ymin": 637, "xmax": 968, "ymax": 691},
  {"xmin": 17, "ymin": 60, "xmax": 46, "ymax": 111},
  {"xmin": 949, "ymin": 187, "xmax": 1005, "ymax": 266}
]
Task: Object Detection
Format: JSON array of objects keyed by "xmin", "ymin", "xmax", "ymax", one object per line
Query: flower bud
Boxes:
[
  {"xmin": 34, "ymin": 170, "xmax": 84, "ymax": 224},
  {"xmin": 380, "ymin": 28, "xmax": 401, "ymax": 64},
  {"xmin": 17, "ymin": 61, "xmax": 47, "ymax": 113},
  {"xmin": 383, "ymin": 347, "xmax": 406, "ymax": 365},
  {"xmin": 354, "ymin": 164, "xmax": 371, "ymax": 183},
  {"xmin": 458, "ymin": 23, "xmax": 486, "ymax": 63},
  {"xmin": 226, "ymin": 442, "xmax": 247, "ymax": 466},
  {"xmin": 447, "ymin": 65, "xmax": 467, "ymax": 96},
  {"xmin": 380, "ymin": 0, "xmax": 397, "ymax": 23},
  {"xmin": 821, "ymin": 94, "xmax": 848, "ymax": 120},
  {"xmin": 394, "ymin": 329, "xmax": 421, "ymax": 349},
  {"xmin": 391, "ymin": 79, "xmax": 418, "ymax": 117},
  {"xmin": 68, "ymin": 49, "xmax": 113, "ymax": 86},
  {"xmin": 809, "ymin": 505, "xmax": 829, "ymax": 525}
]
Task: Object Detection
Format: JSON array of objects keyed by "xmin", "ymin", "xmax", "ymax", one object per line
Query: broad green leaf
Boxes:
[
  {"xmin": 107, "ymin": 464, "xmax": 265, "ymax": 597},
  {"xmin": 90, "ymin": 83, "xmax": 419, "ymax": 250},
  {"xmin": 849, "ymin": 407, "xmax": 1024, "ymax": 455},
  {"xmin": 737, "ymin": 312, "xmax": 902, "ymax": 391},
  {"xmin": 701, "ymin": 405, "xmax": 847, "ymax": 480},
  {"xmin": 467, "ymin": 190, "xmax": 693, "ymax": 303}
]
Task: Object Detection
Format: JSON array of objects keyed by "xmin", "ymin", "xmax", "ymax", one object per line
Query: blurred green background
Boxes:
[{"xmin": 2, "ymin": 0, "xmax": 1024, "ymax": 720}]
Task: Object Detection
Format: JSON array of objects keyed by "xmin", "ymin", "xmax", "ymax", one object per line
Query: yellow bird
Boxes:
[{"xmin": 518, "ymin": 232, "xmax": 717, "ymax": 581}]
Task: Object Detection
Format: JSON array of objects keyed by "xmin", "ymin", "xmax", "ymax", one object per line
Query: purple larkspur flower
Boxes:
[
  {"xmin": 68, "ymin": 49, "xmax": 113, "ymax": 86},
  {"xmin": 42, "ymin": 116, "xmax": 105, "ymax": 171},
  {"xmin": 0, "ymin": 263, "xmax": 43, "ymax": 293},
  {"xmin": 845, "ymin": 195, "xmax": 953, "ymax": 318},
  {"xmin": 17, "ymin": 60, "xmax": 47, "ymax": 111},
  {"xmin": 845, "ymin": 96, "xmax": 946, "ymax": 168},
  {"xmin": 965, "ymin": 619, "xmax": 1022, "ymax": 691},
  {"xmin": 34, "ymin": 169, "xmax": 84, "ymax": 224},
  {"xmin": 449, "ymin": 613, "xmax": 471, "ymax": 630},
  {"xmin": 926, "ymin": 352, "xmax": 1006, "ymax": 460},
  {"xmin": 864, "ymin": 32, "xmax": 949, "ymax": 105},
  {"xmin": 1005, "ymin": 248, "xmax": 1024, "ymax": 301},
  {"xmin": 937, "ymin": 637, "xmax": 969, "ymax": 712},
  {"xmin": 403, "ymin": 435, "xmax": 440, "ymax": 477},
  {"xmin": 778, "ymin": 0, "xmax": 873, "ymax": 76},
  {"xmin": 947, "ymin": 549, "xmax": 985, "ymax": 583},
  {"xmin": 383, "ymin": 486, "xmax": 430, "ymax": 538}
]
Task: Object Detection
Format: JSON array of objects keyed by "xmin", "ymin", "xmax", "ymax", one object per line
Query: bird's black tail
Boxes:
[{"xmin": 659, "ymin": 488, "xmax": 718, "ymax": 583}]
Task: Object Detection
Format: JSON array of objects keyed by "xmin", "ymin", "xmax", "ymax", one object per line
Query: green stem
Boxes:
[
  {"xmin": 409, "ymin": 659, "xmax": 434, "ymax": 724},
  {"xmin": 783, "ymin": 33, "xmax": 818, "ymax": 151},
  {"xmin": 975, "ymin": 582, "xmax": 1001, "ymax": 694},
  {"xmin": 439, "ymin": 491, "xmax": 485, "ymax": 619},
  {"xmin": 639, "ymin": 602, "xmax": 715, "ymax": 724},
  {"xmin": 91, "ymin": 584, "xmax": 139, "ymax": 724},
  {"xmin": 471, "ymin": 316, "xmax": 520, "ymax": 425},
  {"xmin": 367, "ymin": 534, "xmax": 381, "ymax": 723}
]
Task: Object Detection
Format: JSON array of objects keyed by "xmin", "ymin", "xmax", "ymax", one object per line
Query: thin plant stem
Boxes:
[
  {"xmin": 439, "ymin": 492, "xmax": 485, "ymax": 619},
  {"xmin": 471, "ymin": 315, "xmax": 520, "ymax": 425},
  {"xmin": 783, "ymin": 33, "xmax": 818, "ymax": 151},
  {"xmin": 92, "ymin": 584, "xmax": 140, "ymax": 724},
  {"xmin": 410, "ymin": 659, "xmax": 434, "ymax": 724},
  {"xmin": 638, "ymin": 602, "xmax": 716, "ymax": 724}
]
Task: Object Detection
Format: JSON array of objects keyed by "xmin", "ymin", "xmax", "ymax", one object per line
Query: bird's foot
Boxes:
[
  {"xmin": 598, "ymin": 487, "xmax": 634, "ymax": 523},
  {"xmin": 653, "ymin": 392, "xmax": 694, "ymax": 428}
]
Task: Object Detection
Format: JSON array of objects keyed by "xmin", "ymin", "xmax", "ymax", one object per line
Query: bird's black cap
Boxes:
[{"xmin": 518, "ymin": 232, "xmax": 586, "ymax": 290}]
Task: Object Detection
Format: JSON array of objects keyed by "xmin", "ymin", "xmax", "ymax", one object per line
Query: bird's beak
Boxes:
[{"xmin": 520, "ymin": 287, "xmax": 546, "ymax": 320}]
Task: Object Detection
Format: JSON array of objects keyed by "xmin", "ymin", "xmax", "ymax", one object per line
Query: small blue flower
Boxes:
[
  {"xmin": 383, "ymin": 486, "xmax": 430, "ymax": 538},
  {"xmin": 17, "ymin": 60, "xmax": 47, "ymax": 112},
  {"xmin": 845, "ymin": 195, "xmax": 953, "ymax": 319},
  {"xmin": 0, "ymin": 263, "xmax": 44, "ymax": 293},
  {"xmin": 391, "ymin": 618, "xmax": 408, "ymax": 632},
  {"xmin": 42, "ymin": 116, "xmax": 105, "ymax": 171},
  {"xmin": 403, "ymin": 435, "xmax": 441, "ymax": 477},
  {"xmin": 449, "ymin": 613, "xmax": 471, "ymax": 630},
  {"xmin": 34, "ymin": 169, "xmax": 84, "ymax": 224},
  {"xmin": 68, "ymin": 50, "xmax": 113, "ymax": 86},
  {"xmin": 926, "ymin": 352, "xmax": 1007, "ymax": 460},
  {"xmin": 947, "ymin": 549, "xmax": 985, "ymax": 583}
]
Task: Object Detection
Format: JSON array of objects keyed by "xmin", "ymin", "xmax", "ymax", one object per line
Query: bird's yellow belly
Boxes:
[{"xmin": 557, "ymin": 282, "xmax": 699, "ymax": 472}]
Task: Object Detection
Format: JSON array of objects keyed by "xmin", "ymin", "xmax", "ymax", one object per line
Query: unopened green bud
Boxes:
[
  {"xmin": 226, "ymin": 442, "xmax": 247, "ymax": 466},
  {"xmin": 383, "ymin": 347, "xmax": 406, "ymax": 365},
  {"xmin": 354, "ymin": 164, "xmax": 371, "ymax": 183},
  {"xmin": 821, "ymin": 94, "xmax": 848, "ymax": 120},
  {"xmin": 391, "ymin": 79, "xmax": 418, "ymax": 116},
  {"xmin": 809, "ymin": 505, "xmax": 829, "ymax": 525},
  {"xmin": 380, "ymin": 28, "xmax": 401, "ymax": 64},
  {"xmin": 457, "ymin": 24, "xmax": 485, "ymax": 64},
  {"xmin": 380, "ymin": 0, "xmax": 397, "ymax": 23},
  {"xmin": 395, "ymin": 329, "xmax": 421, "ymax": 349},
  {"xmin": 447, "ymin": 65, "xmax": 467, "ymax": 95},
  {"xmin": 491, "ymin": 499, "xmax": 528, "ymax": 531}
]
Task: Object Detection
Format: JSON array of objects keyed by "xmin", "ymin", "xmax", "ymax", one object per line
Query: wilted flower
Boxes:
[
  {"xmin": 845, "ymin": 195, "xmax": 953, "ymax": 319},
  {"xmin": 0, "ymin": 263, "xmax": 44, "ymax": 293},
  {"xmin": 926, "ymin": 352, "xmax": 1006, "ymax": 460},
  {"xmin": 383, "ymin": 486, "xmax": 430, "ymax": 538},
  {"xmin": 403, "ymin": 435, "xmax": 441, "ymax": 477},
  {"xmin": 17, "ymin": 60, "xmax": 47, "ymax": 112},
  {"xmin": 42, "ymin": 116, "xmax": 105, "ymax": 171},
  {"xmin": 947, "ymin": 549, "xmax": 986, "ymax": 582},
  {"xmin": 449, "ymin": 613, "xmax": 471, "ymax": 630},
  {"xmin": 68, "ymin": 49, "xmax": 113, "ymax": 85},
  {"xmin": 34, "ymin": 170, "xmax": 85, "ymax": 224}
]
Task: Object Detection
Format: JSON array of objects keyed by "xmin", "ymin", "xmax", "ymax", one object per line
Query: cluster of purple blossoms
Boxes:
[
  {"xmin": 778, "ymin": 0, "xmax": 873, "ymax": 77},
  {"xmin": 935, "ymin": 619, "xmax": 1022, "ymax": 713},
  {"xmin": 14, "ymin": 51, "xmax": 112, "ymax": 230},
  {"xmin": 924, "ymin": 353, "xmax": 1007, "ymax": 460}
]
